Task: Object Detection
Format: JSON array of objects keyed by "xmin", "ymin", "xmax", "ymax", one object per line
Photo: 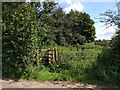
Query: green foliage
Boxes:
[
  {"xmin": 94, "ymin": 33, "xmax": 120, "ymax": 86},
  {"xmin": 19, "ymin": 44, "xmax": 104, "ymax": 82},
  {"xmin": 95, "ymin": 39, "xmax": 111, "ymax": 47},
  {"xmin": 89, "ymin": 48, "xmax": 120, "ymax": 86},
  {"xmin": 28, "ymin": 67, "xmax": 59, "ymax": 81},
  {"xmin": 2, "ymin": 2, "xmax": 40, "ymax": 78},
  {"xmin": 3, "ymin": 1, "xmax": 119, "ymax": 88},
  {"xmin": 41, "ymin": 44, "xmax": 103, "ymax": 81},
  {"xmin": 91, "ymin": 10, "xmax": 120, "ymax": 87},
  {"xmin": 67, "ymin": 11, "xmax": 96, "ymax": 42},
  {"xmin": 112, "ymin": 30, "xmax": 120, "ymax": 51},
  {"xmin": 49, "ymin": 9, "xmax": 96, "ymax": 45}
]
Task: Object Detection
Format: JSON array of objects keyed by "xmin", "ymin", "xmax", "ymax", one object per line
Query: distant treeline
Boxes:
[{"xmin": 95, "ymin": 39, "xmax": 112, "ymax": 47}]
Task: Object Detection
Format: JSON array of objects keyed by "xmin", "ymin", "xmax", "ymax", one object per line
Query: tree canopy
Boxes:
[{"xmin": 47, "ymin": 8, "xmax": 96, "ymax": 45}]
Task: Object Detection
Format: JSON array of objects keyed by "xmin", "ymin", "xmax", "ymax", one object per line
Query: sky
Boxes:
[{"xmin": 26, "ymin": 0, "xmax": 119, "ymax": 40}]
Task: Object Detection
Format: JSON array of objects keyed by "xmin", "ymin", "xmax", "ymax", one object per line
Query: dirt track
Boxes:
[{"xmin": 2, "ymin": 79, "xmax": 106, "ymax": 89}]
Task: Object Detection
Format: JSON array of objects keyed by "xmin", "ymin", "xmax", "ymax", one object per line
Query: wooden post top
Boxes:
[{"xmin": 40, "ymin": 49, "xmax": 53, "ymax": 52}]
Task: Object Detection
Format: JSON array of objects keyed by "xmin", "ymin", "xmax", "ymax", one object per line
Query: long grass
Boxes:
[
  {"xmin": 25, "ymin": 43, "xmax": 102, "ymax": 80},
  {"xmin": 21, "ymin": 43, "xmax": 119, "ymax": 88}
]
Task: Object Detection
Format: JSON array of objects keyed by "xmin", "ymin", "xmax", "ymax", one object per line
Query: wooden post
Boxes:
[
  {"xmin": 55, "ymin": 47, "xmax": 58, "ymax": 63},
  {"xmin": 48, "ymin": 48, "xmax": 51, "ymax": 64},
  {"xmin": 58, "ymin": 52, "xmax": 60, "ymax": 64},
  {"xmin": 36, "ymin": 48, "xmax": 59, "ymax": 65},
  {"xmin": 36, "ymin": 49, "xmax": 39, "ymax": 64},
  {"xmin": 39, "ymin": 49, "xmax": 45, "ymax": 64},
  {"xmin": 58, "ymin": 53, "xmax": 62, "ymax": 64},
  {"xmin": 52, "ymin": 48, "xmax": 55, "ymax": 63}
]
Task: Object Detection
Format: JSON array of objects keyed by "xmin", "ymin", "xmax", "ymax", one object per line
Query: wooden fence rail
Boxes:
[
  {"xmin": 58, "ymin": 51, "xmax": 100, "ymax": 64},
  {"xmin": 36, "ymin": 48, "xmax": 58, "ymax": 65},
  {"xmin": 36, "ymin": 48, "xmax": 101, "ymax": 65},
  {"xmin": 59, "ymin": 51, "xmax": 101, "ymax": 53}
]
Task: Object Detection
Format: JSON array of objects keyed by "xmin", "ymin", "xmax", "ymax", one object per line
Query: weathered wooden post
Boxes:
[
  {"xmin": 52, "ymin": 48, "xmax": 55, "ymax": 63},
  {"xmin": 58, "ymin": 53, "xmax": 63, "ymax": 64},
  {"xmin": 39, "ymin": 49, "xmax": 41, "ymax": 62},
  {"xmin": 58, "ymin": 52, "xmax": 60, "ymax": 64},
  {"xmin": 36, "ymin": 48, "xmax": 60, "ymax": 65},
  {"xmin": 36, "ymin": 49, "xmax": 39, "ymax": 64},
  {"xmin": 48, "ymin": 48, "xmax": 52, "ymax": 64},
  {"xmin": 39, "ymin": 49, "xmax": 46, "ymax": 64},
  {"xmin": 55, "ymin": 47, "xmax": 58, "ymax": 63}
]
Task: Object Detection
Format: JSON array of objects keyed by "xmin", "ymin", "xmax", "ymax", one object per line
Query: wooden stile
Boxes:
[{"xmin": 36, "ymin": 48, "xmax": 59, "ymax": 65}]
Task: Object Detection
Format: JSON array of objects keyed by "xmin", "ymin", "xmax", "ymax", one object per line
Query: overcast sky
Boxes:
[{"xmin": 26, "ymin": 0, "xmax": 119, "ymax": 40}]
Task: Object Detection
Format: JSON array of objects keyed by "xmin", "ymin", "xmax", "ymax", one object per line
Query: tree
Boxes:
[
  {"xmin": 91, "ymin": 10, "xmax": 120, "ymax": 85},
  {"xmin": 100, "ymin": 10, "xmax": 120, "ymax": 51},
  {"xmin": 49, "ymin": 9, "xmax": 96, "ymax": 46},
  {"xmin": 66, "ymin": 10, "xmax": 96, "ymax": 43},
  {"xmin": 35, "ymin": 1, "xmax": 57, "ymax": 46},
  {"xmin": 50, "ymin": 8, "xmax": 67, "ymax": 45},
  {"xmin": 2, "ymin": 1, "xmax": 60, "ymax": 78}
]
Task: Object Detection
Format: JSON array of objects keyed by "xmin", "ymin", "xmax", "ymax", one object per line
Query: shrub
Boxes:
[
  {"xmin": 90, "ymin": 48, "xmax": 120, "ymax": 86},
  {"xmin": 2, "ymin": 2, "xmax": 39, "ymax": 78}
]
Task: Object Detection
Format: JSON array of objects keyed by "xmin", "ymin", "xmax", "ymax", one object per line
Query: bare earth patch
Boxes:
[{"xmin": 2, "ymin": 79, "xmax": 106, "ymax": 89}]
